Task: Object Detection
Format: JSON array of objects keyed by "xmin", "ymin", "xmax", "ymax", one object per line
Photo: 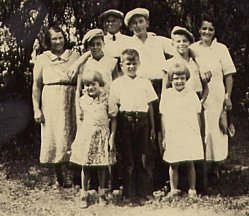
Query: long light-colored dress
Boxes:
[
  {"xmin": 70, "ymin": 92, "xmax": 114, "ymax": 166},
  {"xmin": 191, "ymin": 39, "xmax": 236, "ymax": 161},
  {"xmin": 160, "ymin": 88, "xmax": 204, "ymax": 163},
  {"xmin": 34, "ymin": 50, "xmax": 79, "ymax": 163}
]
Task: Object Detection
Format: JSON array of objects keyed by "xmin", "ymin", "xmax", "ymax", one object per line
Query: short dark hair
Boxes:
[
  {"xmin": 121, "ymin": 48, "xmax": 140, "ymax": 62},
  {"xmin": 201, "ymin": 14, "xmax": 216, "ymax": 27},
  {"xmin": 82, "ymin": 70, "xmax": 105, "ymax": 87},
  {"xmin": 168, "ymin": 62, "xmax": 190, "ymax": 82},
  {"xmin": 43, "ymin": 26, "xmax": 68, "ymax": 50}
]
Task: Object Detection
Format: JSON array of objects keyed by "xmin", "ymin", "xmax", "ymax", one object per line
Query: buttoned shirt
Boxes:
[
  {"xmin": 129, "ymin": 34, "xmax": 175, "ymax": 80},
  {"xmin": 190, "ymin": 38, "xmax": 236, "ymax": 78},
  {"xmin": 104, "ymin": 32, "xmax": 131, "ymax": 58},
  {"xmin": 108, "ymin": 75, "xmax": 158, "ymax": 116}
]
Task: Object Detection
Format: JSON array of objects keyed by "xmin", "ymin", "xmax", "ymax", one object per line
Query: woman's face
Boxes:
[
  {"xmin": 199, "ymin": 21, "xmax": 215, "ymax": 42},
  {"xmin": 49, "ymin": 29, "xmax": 65, "ymax": 53},
  {"xmin": 88, "ymin": 37, "xmax": 104, "ymax": 59},
  {"xmin": 172, "ymin": 34, "xmax": 190, "ymax": 56}
]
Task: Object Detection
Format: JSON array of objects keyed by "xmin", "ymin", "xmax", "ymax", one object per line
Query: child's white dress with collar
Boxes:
[{"xmin": 160, "ymin": 88, "xmax": 204, "ymax": 163}]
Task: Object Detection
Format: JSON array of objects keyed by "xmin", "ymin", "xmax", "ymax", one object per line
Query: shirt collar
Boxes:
[
  {"xmin": 44, "ymin": 50, "xmax": 71, "ymax": 61},
  {"xmin": 106, "ymin": 32, "xmax": 121, "ymax": 40},
  {"xmin": 132, "ymin": 32, "xmax": 155, "ymax": 43},
  {"xmin": 199, "ymin": 38, "xmax": 218, "ymax": 48}
]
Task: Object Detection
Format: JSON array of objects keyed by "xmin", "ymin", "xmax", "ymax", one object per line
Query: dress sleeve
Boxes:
[
  {"xmin": 108, "ymin": 82, "xmax": 120, "ymax": 117},
  {"xmin": 159, "ymin": 91, "xmax": 168, "ymax": 115},
  {"xmin": 220, "ymin": 44, "xmax": 236, "ymax": 76},
  {"xmin": 33, "ymin": 55, "xmax": 44, "ymax": 83}
]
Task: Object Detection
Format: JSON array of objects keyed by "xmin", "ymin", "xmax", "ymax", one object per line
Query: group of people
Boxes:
[{"xmin": 32, "ymin": 7, "xmax": 237, "ymax": 208}]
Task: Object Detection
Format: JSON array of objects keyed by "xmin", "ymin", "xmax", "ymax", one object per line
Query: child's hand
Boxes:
[
  {"xmin": 162, "ymin": 137, "xmax": 166, "ymax": 151},
  {"xmin": 150, "ymin": 128, "xmax": 156, "ymax": 145},
  {"xmin": 109, "ymin": 134, "xmax": 115, "ymax": 152}
]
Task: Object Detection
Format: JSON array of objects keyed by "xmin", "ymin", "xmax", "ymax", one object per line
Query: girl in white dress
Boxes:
[{"xmin": 160, "ymin": 62, "xmax": 204, "ymax": 197}]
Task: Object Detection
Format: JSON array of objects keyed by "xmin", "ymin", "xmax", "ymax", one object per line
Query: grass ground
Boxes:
[{"xmin": 0, "ymin": 106, "xmax": 249, "ymax": 215}]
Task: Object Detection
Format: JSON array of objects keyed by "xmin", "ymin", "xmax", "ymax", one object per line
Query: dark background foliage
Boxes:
[{"xmin": 0, "ymin": 0, "xmax": 249, "ymax": 142}]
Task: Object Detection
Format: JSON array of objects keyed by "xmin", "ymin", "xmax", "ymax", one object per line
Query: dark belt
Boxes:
[
  {"xmin": 119, "ymin": 111, "xmax": 148, "ymax": 123},
  {"xmin": 44, "ymin": 82, "xmax": 76, "ymax": 86}
]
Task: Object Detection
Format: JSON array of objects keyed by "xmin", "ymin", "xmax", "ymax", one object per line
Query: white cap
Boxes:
[
  {"xmin": 82, "ymin": 28, "xmax": 104, "ymax": 45},
  {"xmin": 171, "ymin": 26, "xmax": 195, "ymax": 43},
  {"xmin": 124, "ymin": 8, "xmax": 149, "ymax": 27},
  {"xmin": 99, "ymin": 9, "xmax": 124, "ymax": 20}
]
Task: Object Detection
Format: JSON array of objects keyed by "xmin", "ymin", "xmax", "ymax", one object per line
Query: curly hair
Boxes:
[{"xmin": 43, "ymin": 26, "xmax": 68, "ymax": 50}]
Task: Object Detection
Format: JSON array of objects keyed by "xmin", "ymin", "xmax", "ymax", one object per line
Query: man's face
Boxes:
[
  {"xmin": 129, "ymin": 15, "xmax": 149, "ymax": 36},
  {"xmin": 104, "ymin": 15, "xmax": 122, "ymax": 35}
]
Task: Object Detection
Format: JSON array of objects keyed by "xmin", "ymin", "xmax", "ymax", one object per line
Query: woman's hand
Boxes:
[
  {"xmin": 200, "ymin": 70, "xmax": 212, "ymax": 83},
  {"xmin": 34, "ymin": 109, "xmax": 45, "ymax": 124},
  {"xmin": 224, "ymin": 97, "xmax": 232, "ymax": 111},
  {"xmin": 68, "ymin": 51, "xmax": 91, "ymax": 80}
]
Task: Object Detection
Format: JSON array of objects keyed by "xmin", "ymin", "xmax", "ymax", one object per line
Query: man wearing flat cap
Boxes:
[
  {"xmin": 100, "ymin": 9, "xmax": 131, "ymax": 58},
  {"xmin": 124, "ymin": 7, "xmax": 175, "ymax": 192}
]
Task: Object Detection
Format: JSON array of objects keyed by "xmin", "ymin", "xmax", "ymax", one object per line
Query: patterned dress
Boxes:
[
  {"xmin": 70, "ymin": 92, "xmax": 115, "ymax": 166},
  {"xmin": 34, "ymin": 50, "xmax": 79, "ymax": 163}
]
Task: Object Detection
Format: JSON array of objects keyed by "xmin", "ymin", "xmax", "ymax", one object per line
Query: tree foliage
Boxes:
[{"xmin": 0, "ymin": 0, "xmax": 248, "ymax": 102}]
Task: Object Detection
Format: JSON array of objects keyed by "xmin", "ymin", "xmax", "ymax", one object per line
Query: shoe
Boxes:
[
  {"xmin": 98, "ymin": 188, "xmax": 107, "ymax": 206},
  {"xmin": 80, "ymin": 190, "xmax": 89, "ymax": 208},
  {"xmin": 167, "ymin": 189, "xmax": 181, "ymax": 197},
  {"xmin": 188, "ymin": 189, "xmax": 197, "ymax": 198}
]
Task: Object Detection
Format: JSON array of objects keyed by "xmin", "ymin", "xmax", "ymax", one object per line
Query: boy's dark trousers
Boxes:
[{"xmin": 118, "ymin": 111, "xmax": 154, "ymax": 198}]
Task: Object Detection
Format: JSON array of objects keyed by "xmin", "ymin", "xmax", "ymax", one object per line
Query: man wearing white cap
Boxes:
[
  {"xmin": 100, "ymin": 9, "xmax": 131, "ymax": 58},
  {"xmin": 124, "ymin": 8, "xmax": 175, "ymax": 189}
]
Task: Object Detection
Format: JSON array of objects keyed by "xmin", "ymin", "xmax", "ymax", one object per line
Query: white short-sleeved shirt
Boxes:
[
  {"xmin": 108, "ymin": 75, "xmax": 158, "ymax": 116},
  {"xmin": 129, "ymin": 34, "xmax": 175, "ymax": 80},
  {"xmin": 164, "ymin": 56, "xmax": 203, "ymax": 93},
  {"xmin": 81, "ymin": 54, "xmax": 117, "ymax": 89},
  {"xmin": 103, "ymin": 32, "xmax": 131, "ymax": 58}
]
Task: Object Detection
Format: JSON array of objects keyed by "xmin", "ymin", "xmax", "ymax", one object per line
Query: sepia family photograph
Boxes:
[{"xmin": 0, "ymin": 0, "xmax": 249, "ymax": 215}]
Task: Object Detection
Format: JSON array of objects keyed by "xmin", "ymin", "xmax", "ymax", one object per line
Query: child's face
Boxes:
[
  {"xmin": 84, "ymin": 81, "xmax": 100, "ymax": 97},
  {"xmin": 172, "ymin": 34, "xmax": 190, "ymax": 55},
  {"xmin": 88, "ymin": 37, "xmax": 104, "ymax": 59},
  {"xmin": 171, "ymin": 73, "xmax": 187, "ymax": 92},
  {"xmin": 120, "ymin": 56, "xmax": 140, "ymax": 77},
  {"xmin": 104, "ymin": 15, "xmax": 122, "ymax": 35},
  {"xmin": 199, "ymin": 21, "xmax": 215, "ymax": 42},
  {"xmin": 129, "ymin": 15, "xmax": 148, "ymax": 36}
]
